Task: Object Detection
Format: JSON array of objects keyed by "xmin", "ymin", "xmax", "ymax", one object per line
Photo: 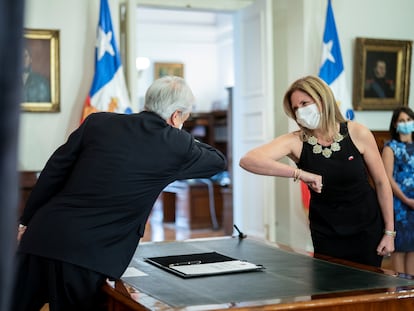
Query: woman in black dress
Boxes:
[{"xmin": 239, "ymin": 75, "xmax": 395, "ymax": 267}]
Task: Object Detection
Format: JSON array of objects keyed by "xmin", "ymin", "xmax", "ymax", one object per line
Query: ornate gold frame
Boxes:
[
  {"xmin": 352, "ymin": 37, "xmax": 412, "ymax": 111},
  {"xmin": 22, "ymin": 28, "xmax": 60, "ymax": 112},
  {"xmin": 154, "ymin": 62, "xmax": 184, "ymax": 80}
]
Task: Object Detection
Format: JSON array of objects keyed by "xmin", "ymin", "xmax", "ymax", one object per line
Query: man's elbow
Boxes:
[{"xmin": 220, "ymin": 156, "xmax": 228, "ymax": 171}]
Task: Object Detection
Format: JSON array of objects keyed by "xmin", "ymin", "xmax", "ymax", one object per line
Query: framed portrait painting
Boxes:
[
  {"xmin": 154, "ymin": 62, "xmax": 184, "ymax": 80},
  {"xmin": 352, "ymin": 37, "xmax": 412, "ymax": 111},
  {"xmin": 22, "ymin": 28, "xmax": 60, "ymax": 112}
]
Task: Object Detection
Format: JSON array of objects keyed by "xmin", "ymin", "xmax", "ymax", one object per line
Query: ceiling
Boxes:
[
  {"xmin": 137, "ymin": 7, "xmax": 232, "ymax": 27},
  {"xmin": 135, "ymin": 0, "xmax": 255, "ymax": 12}
]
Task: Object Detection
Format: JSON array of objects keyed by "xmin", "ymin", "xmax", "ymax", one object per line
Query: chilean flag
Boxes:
[
  {"xmin": 81, "ymin": 0, "xmax": 132, "ymax": 122},
  {"xmin": 319, "ymin": 0, "xmax": 354, "ymax": 121}
]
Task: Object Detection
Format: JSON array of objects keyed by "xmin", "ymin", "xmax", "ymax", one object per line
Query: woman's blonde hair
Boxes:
[{"xmin": 283, "ymin": 75, "xmax": 345, "ymax": 140}]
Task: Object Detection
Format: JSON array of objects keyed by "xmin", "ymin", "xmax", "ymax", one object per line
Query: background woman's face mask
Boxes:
[
  {"xmin": 295, "ymin": 103, "xmax": 321, "ymax": 129},
  {"xmin": 397, "ymin": 120, "xmax": 414, "ymax": 134}
]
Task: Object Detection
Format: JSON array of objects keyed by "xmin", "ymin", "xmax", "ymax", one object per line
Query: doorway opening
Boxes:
[{"xmin": 136, "ymin": 6, "xmax": 235, "ymax": 237}]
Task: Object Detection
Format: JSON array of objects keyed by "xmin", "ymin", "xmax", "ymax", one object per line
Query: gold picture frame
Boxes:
[
  {"xmin": 352, "ymin": 37, "xmax": 412, "ymax": 111},
  {"xmin": 154, "ymin": 62, "xmax": 184, "ymax": 80},
  {"xmin": 22, "ymin": 28, "xmax": 60, "ymax": 112}
]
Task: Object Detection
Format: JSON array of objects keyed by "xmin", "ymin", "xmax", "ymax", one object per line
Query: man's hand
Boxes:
[{"xmin": 17, "ymin": 224, "xmax": 27, "ymax": 242}]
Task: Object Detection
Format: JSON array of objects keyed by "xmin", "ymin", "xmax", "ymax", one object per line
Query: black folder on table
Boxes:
[{"xmin": 144, "ymin": 251, "xmax": 264, "ymax": 278}]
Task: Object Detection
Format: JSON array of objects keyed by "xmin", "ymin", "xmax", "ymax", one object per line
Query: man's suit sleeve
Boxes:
[
  {"xmin": 20, "ymin": 120, "xmax": 87, "ymax": 225},
  {"xmin": 178, "ymin": 139, "xmax": 227, "ymax": 180}
]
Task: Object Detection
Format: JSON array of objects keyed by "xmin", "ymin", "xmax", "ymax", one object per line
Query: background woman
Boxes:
[{"xmin": 382, "ymin": 107, "xmax": 414, "ymax": 275}]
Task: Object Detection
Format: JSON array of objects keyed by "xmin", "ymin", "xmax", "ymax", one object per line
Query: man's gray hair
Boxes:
[{"xmin": 144, "ymin": 76, "xmax": 194, "ymax": 120}]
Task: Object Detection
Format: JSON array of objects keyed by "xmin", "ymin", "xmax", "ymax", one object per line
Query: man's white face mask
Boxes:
[{"xmin": 295, "ymin": 103, "xmax": 321, "ymax": 129}]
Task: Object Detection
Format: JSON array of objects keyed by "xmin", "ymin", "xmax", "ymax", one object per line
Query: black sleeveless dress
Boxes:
[{"xmin": 298, "ymin": 122, "xmax": 384, "ymax": 267}]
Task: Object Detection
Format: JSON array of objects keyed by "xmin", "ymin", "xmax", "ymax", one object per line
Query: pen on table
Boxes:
[{"xmin": 169, "ymin": 260, "xmax": 202, "ymax": 267}]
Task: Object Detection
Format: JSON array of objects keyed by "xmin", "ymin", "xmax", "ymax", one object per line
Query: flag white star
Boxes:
[
  {"xmin": 321, "ymin": 40, "xmax": 335, "ymax": 65},
  {"xmin": 96, "ymin": 26, "xmax": 115, "ymax": 60}
]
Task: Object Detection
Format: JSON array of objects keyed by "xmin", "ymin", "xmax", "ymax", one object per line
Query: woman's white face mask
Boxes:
[{"xmin": 295, "ymin": 103, "xmax": 321, "ymax": 129}]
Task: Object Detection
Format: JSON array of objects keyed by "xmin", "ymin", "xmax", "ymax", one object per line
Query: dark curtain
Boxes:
[{"xmin": 0, "ymin": 0, "xmax": 25, "ymax": 310}]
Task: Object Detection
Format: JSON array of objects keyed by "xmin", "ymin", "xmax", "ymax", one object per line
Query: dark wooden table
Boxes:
[{"xmin": 103, "ymin": 237, "xmax": 414, "ymax": 311}]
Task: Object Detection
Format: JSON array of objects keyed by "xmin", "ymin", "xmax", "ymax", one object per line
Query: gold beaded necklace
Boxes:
[{"xmin": 307, "ymin": 133, "xmax": 344, "ymax": 158}]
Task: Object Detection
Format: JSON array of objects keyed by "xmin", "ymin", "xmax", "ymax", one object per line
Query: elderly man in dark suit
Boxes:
[{"xmin": 12, "ymin": 76, "xmax": 227, "ymax": 311}]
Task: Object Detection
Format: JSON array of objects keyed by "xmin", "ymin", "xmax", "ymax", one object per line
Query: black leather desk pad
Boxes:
[{"xmin": 123, "ymin": 237, "xmax": 414, "ymax": 308}]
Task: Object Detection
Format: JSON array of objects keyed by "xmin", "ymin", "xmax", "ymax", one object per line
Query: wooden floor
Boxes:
[{"xmin": 141, "ymin": 201, "xmax": 227, "ymax": 242}]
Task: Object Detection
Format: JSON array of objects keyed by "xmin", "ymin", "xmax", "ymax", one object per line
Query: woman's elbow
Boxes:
[{"xmin": 239, "ymin": 155, "xmax": 253, "ymax": 171}]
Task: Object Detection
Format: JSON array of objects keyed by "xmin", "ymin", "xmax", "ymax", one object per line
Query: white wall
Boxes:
[
  {"xmin": 272, "ymin": 0, "xmax": 414, "ymax": 250},
  {"xmin": 20, "ymin": 0, "xmax": 97, "ymax": 171},
  {"xmin": 330, "ymin": 0, "xmax": 414, "ymax": 128},
  {"xmin": 19, "ymin": 0, "xmax": 125, "ymax": 171},
  {"xmin": 20, "ymin": 0, "xmax": 414, "ymax": 250},
  {"xmin": 21, "ymin": 0, "xmax": 413, "ymax": 169}
]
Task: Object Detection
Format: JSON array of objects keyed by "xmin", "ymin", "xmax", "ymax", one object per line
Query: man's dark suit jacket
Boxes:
[{"xmin": 18, "ymin": 111, "xmax": 227, "ymax": 278}]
